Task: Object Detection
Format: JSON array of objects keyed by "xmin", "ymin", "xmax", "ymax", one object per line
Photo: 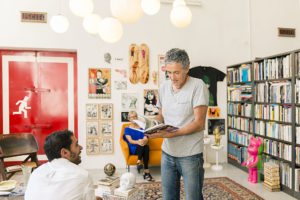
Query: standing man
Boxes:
[
  {"xmin": 147, "ymin": 48, "xmax": 209, "ymax": 200},
  {"xmin": 25, "ymin": 130, "xmax": 102, "ymax": 200}
]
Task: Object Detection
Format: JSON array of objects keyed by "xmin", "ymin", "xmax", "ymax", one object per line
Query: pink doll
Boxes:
[{"xmin": 241, "ymin": 136, "xmax": 263, "ymax": 183}]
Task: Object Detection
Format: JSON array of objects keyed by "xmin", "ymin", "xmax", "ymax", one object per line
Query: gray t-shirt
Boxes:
[{"xmin": 157, "ymin": 76, "xmax": 209, "ymax": 157}]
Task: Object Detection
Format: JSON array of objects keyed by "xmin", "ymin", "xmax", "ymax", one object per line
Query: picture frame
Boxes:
[
  {"xmin": 144, "ymin": 89, "xmax": 159, "ymax": 116},
  {"xmin": 158, "ymin": 54, "xmax": 169, "ymax": 87},
  {"xmin": 121, "ymin": 93, "xmax": 138, "ymax": 110},
  {"xmin": 100, "ymin": 103, "xmax": 113, "ymax": 120},
  {"xmin": 208, "ymin": 119, "xmax": 225, "ymax": 135},
  {"xmin": 100, "ymin": 138, "xmax": 114, "ymax": 154},
  {"xmin": 86, "ymin": 121, "xmax": 99, "ymax": 137},
  {"xmin": 86, "ymin": 103, "xmax": 98, "ymax": 120},
  {"xmin": 121, "ymin": 111, "xmax": 130, "ymax": 122},
  {"xmin": 86, "ymin": 138, "xmax": 100, "ymax": 155},
  {"xmin": 88, "ymin": 68, "xmax": 111, "ymax": 99},
  {"xmin": 208, "ymin": 107, "xmax": 220, "ymax": 118},
  {"xmin": 100, "ymin": 120, "xmax": 113, "ymax": 137}
]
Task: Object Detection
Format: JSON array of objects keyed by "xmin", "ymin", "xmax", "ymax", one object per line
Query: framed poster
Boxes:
[
  {"xmin": 86, "ymin": 138, "xmax": 100, "ymax": 155},
  {"xmin": 208, "ymin": 119, "xmax": 225, "ymax": 135},
  {"xmin": 121, "ymin": 93, "xmax": 138, "ymax": 110},
  {"xmin": 86, "ymin": 121, "xmax": 99, "ymax": 137},
  {"xmin": 88, "ymin": 68, "xmax": 111, "ymax": 99},
  {"xmin": 144, "ymin": 89, "xmax": 159, "ymax": 116},
  {"xmin": 101, "ymin": 138, "xmax": 113, "ymax": 154},
  {"xmin": 121, "ymin": 111, "xmax": 130, "ymax": 122},
  {"xmin": 158, "ymin": 54, "xmax": 169, "ymax": 86},
  {"xmin": 208, "ymin": 107, "xmax": 220, "ymax": 118},
  {"xmin": 100, "ymin": 120, "xmax": 113, "ymax": 137},
  {"xmin": 100, "ymin": 103, "xmax": 113, "ymax": 120},
  {"xmin": 86, "ymin": 104, "xmax": 98, "ymax": 120}
]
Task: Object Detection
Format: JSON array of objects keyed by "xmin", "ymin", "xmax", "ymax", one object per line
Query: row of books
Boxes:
[
  {"xmin": 254, "ymin": 120, "xmax": 292, "ymax": 142},
  {"xmin": 295, "ymin": 52, "xmax": 300, "ymax": 76},
  {"xmin": 228, "ymin": 103, "xmax": 252, "ymax": 117},
  {"xmin": 296, "ymin": 79, "xmax": 300, "ymax": 104},
  {"xmin": 227, "ymin": 64, "xmax": 251, "ymax": 83},
  {"xmin": 227, "ymin": 84, "xmax": 252, "ymax": 102},
  {"xmin": 296, "ymin": 127, "xmax": 300, "ymax": 145},
  {"xmin": 228, "ymin": 116, "xmax": 253, "ymax": 132},
  {"xmin": 228, "ymin": 143, "xmax": 248, "ymax": 164},
  {"xmin": 295, "ymin": 147, "xmax": 300, "ymax": 165},
  {"xmin": 254, "ymin": 104, "xmax": 292, "ymax": 123},
  {"xmin": 256, "ymin": 81, "xmax": 291, "ymax": 103},
  {"xmin": 295, "ymin": 107, "xmax": 300, "ymax": 125},
  {"xmin": 228, "ymin": 129, "xmax": 250, "ymax": 146},
  {"xmin": 295, "ymin": 168, "xmax": 300, "ymax": 191},
  {"xmin": 254, "ymin": 55, "xmax": 291, "ymax": 80},
  {"xmin": 262, "ymin": 138, "xmax": 292, "ymax": 162}
]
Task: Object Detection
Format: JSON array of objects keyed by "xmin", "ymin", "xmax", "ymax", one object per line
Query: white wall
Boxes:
[{"xmin": 1, "ymin": 0, "xmax": 300, "ymax": 169}]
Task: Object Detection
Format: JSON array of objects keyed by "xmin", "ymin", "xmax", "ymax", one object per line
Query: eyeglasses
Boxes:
[{"xmin": 129, "ymin": 115, "xmax": 138, "ymax": 119}]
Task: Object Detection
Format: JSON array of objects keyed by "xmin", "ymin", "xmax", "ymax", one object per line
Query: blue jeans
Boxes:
[{"xmin": 161, "ymin": 151, "xmax": 204, "ymax": 200}]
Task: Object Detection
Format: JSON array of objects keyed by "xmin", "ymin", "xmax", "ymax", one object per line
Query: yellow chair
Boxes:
[{"xmin": 120, "ymin": 123, "xmax": 163, "ymax": 171}]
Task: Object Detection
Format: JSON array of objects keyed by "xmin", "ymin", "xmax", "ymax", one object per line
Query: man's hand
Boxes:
[{"xmin": 146, "ymin": 130, "xmax": 173, "ymax": 139}]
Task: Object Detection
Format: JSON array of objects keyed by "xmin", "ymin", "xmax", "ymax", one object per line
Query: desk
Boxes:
[{"xmin": 210, "ymin": 144, "xmax": 224, "ymax": 171}]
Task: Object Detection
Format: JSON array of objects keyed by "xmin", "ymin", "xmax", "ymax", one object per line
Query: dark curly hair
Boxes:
[{"xmin": 43, "ymin": 130, "xmax": 73, "ymax": 162}]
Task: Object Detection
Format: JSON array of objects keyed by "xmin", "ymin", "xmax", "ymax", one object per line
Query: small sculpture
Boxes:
[
  {"xmin": 213, "ymin": 127, "xmax": 222, "ymax": 146},
  {"xmin": 241, "ymin": 136, "xmax": 263, "ymax": 183},
  {"xmin": 117, "ymin": 172, "xmax": 136, "ymax": 191},
  {"xmin": 104, "ymin": 163, "xmax": 116, "ymax": 176},
  {"xmin": 104, "ymin": 52, "xmax": 111, "ymax": 64}
]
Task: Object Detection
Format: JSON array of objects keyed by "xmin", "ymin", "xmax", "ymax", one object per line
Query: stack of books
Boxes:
[
  {"xmin": 112, "ymin": 186, "xmax": 142, "ymax": 200},
  {"xmin": 96, "ymin": 176, "xmax": 120, "ymax": 197},
  {"xmin": 263, "ymin": 162, "xmax": 281, "ymax": 192}
]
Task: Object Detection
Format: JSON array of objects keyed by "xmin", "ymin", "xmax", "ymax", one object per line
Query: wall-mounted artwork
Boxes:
[
  {"xmin": 86, "ymin": 138, "xmax": 100, "ymax": 155},
  {"xmin": 100, "ymin": 120, "xmax": 113, "ymax": 137},
  {"xmin": 101, "ymin": 138, "xmax": 113, "ymax": 154},
  {"xmin": 86, "ymin": 121, "xmax": 99, "ymax": 137},
  {"xmin": 208, "ymin": 107, "xmax": 220, "ymax": 118},
  {"xmin": 100, "ymin": 103, "xmax": 113, "ymax": 120},
  {"xmin": 208, "ymin": 119, "xmax": 225, "ymax": 135},
  {"xmin": 114, "ymin": 80, "xmax": 127, "ymax": 90},
  {"xmin": 158, "ymin": 54, "xmax": 169, "ymax": 86},
  {"xmin": 144, "ymin": 89, "xmax": 159, "ymax": 116},
  {"xmin": 86, "ymin": 104, "xmax": 98, "ymax": 120},
  {"xmin": 129, "ymin": 43, "xmax": 149, "ymax": 84},
  {"xmin": 121, "ymin": 111, "xmax": 129, "ymax": 122},
  {"xmin": 122, "ymin": 93, "xmax": 138, "ymax": 110},
  {"xmin": 88, "ymin": 68, "xmax": 111, "ymax": 99}
]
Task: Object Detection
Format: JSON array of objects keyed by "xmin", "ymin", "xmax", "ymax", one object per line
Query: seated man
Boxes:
[
  {"xmin": 25, "ymin": 130, "xmax": 101, "ymax": 200},
  {"xmin": 123, "ymin": 111, "xmax": 154, "ymax": 181}
]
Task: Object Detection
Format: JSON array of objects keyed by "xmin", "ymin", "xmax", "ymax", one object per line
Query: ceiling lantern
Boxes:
[
  {"xmin": 141, "ymin": 0, "xmax": 160, "ymax": 15},
  {"xmin": 83, "ymin": 13, "xmax": 102, "ymax": 34},
  {"xmin": 50, "ymin": 15, "xmax": 70, "ymax": 33},
  {"xmin": 69, "ymin": 0, "xmax": 94, "ymax": 18},
  {"xmin": 170, "ymin": 0, "xmax": 192, "ymax": 28},
  {"xmin": 110, "ymin": 0, "xmax": 143, "ymax": 24},
  {"xmin": 98, "ymin": 17, "xmax": 123, "ymax": 43}
]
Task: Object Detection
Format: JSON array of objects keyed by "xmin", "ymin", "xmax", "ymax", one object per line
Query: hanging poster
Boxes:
[{"xmin": 88, "ymin": 68, "xmax": 111, "ymax": 99}]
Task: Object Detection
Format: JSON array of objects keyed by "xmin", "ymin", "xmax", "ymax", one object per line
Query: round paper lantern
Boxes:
[
  {"xmin": 110, "ymin": 0, "xmax": 143, "ymax": 24},
  {"xmin": 83, "ymin": 13, "xmax": 102, "ymax": 34},
  {"xmin": 141, "ymin": 0, "xmax": 160, "ymax": 15},
  {"xmin": 170, "ymin": 5, "xmax": 192, "ymax": 28},
  {"xmin": 69, "ymin": 0, "xmax": 94, "ymax": 18},
  {"xmin": 50, "ymin": 15, "xmax": 70, "ymax": 33},
  {"xmin": 98, "ymin": 17, "xmax": 123, "ymax": 43},
  {"xmin": 173, "ymin": 0, "xmax": 186, "ymax": 7}
]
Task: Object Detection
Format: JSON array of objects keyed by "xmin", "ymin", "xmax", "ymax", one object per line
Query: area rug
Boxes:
[{"xmin": 136, "ymin": 177, "xmax": 264, "ymax": 200}]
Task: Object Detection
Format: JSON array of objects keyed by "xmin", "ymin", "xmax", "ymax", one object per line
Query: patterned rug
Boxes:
[{"xmin": 136, "ymin": 177, "xmax": 264, "ymax": 200}]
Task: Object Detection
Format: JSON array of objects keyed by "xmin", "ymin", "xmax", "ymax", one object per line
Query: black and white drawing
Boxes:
[
  {"xmin": 114, "ymin": 80, "xmax": 127, "ymax": 90},
  {"xmin": 100, "ymin": 120, "xmax": 113, "ymax": 137},
  {"xmin": 121, "ymin": 111, "xmax": 130, "ymax": 122},
  {"xmin": 100, "ymin": 103, "xmax": 113, "ymax": 120},
  {"xmin": 86, "ymin": 121, "xmax": 99, "ymax": 137},
  {"xmin": 86, "ymin": 104, "xmax": 98, "ymax": 120},
  {"xmin": 86, "ymin": 138, "xmax": 100, "ymax": 155},
  {"xmin": 121, "ymin": 93, "xmax": 138, "ymax": 110},
  {"xmin": 101, "ymin": 138, "xmax": 113, "ymax": 154}
]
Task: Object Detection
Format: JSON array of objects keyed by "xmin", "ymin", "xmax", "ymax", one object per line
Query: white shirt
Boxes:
[{"xmin": 25, "ymin": 158, "xmax": 96, "ymax": 200}]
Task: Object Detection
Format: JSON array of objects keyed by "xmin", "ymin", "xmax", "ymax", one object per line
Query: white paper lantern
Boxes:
[
  {"xmin": 173, "ymin": 0, "xmax": 186, "ymax": 7},
  {"xmin": 170, "ymin": 5, "xmax": 192, "ymax": 28},
  {"xmin": 98, "ymin": 17, "xmax": 123, "ymax": 43},
  {"xmin": 141, "ymin": 0, "xmax": 160, "ymax": 15},
  {"xmin": 50, "ymin": 15, "xmax": 70, "ymax": 33},
  {"xmin": 83, "ymin": 13, "xmax": 102, "ymax": 34},
  {"xmin": 110, "ymin": 0, "xmax": 143, "ymax": 24},
  {"xmin": 69, "ymin": 0, "xmax": 94, "ymax": 18}
]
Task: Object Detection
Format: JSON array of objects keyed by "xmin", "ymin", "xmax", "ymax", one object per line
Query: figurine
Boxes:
[
  {"xmin": 213, "ymin": 127, "xmax": 222, "ymax": 146},
  {"xmin": 241, "ymin": 136, "xmax": 263, "ymax": 183},
  {"xmin": 116, "ymin": 172, "xmax": 136, "ymax": 192}
]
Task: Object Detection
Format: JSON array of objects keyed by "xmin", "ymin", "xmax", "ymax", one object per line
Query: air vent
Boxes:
[{"xmin": 278, "ymin": 28, "xmax": 296, "ymax": 37}]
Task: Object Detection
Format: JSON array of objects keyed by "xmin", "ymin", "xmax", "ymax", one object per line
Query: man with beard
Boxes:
[{"xmin": 25, "ymin": 130, "xmax": 101, "ymax": 200}]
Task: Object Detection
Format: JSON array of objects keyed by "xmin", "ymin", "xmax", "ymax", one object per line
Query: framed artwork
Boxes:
[
  {"xmin": 208, "ymin": 119, "xmax": 225, "ymax": 135},
  {"xmin": 144, "ymin": 89, "xmax": 159, "ymax": 116},
  {"xmin": 208, "ymin": 107, "xmax": 220, "ymax": 118},
  {"xmin": 101, "ymin": 138, "xmax": 113, "ymax": 154},
  {"xmin": 114, "ymin": 80, "xmax": 127, "ymax": 90},
  {"xmin": 100, "ymin": 120, "xmax": 113, "ymax": 137},
  {"xmin": 121, "ymin": 111, "xmax": 129, "ymax": 122},
  {"xmin": 100, "ymin": 103, "xmax": 113, "ymax": 120},
  {"xmin": 86, "ymin": 138, "xmax": 100, "ymax": 155},
  {"xmin": 158, "ymin": 54, "xmax": 169, "ymax": 87},
  {"xmin": 86, "ymin": 121, "xmax": 99, "ymax": 137},
  {"xmin": 88, "ymin": 68, "xmax": 111, "ymax": 99},
  {"xmin": 121, "ymin": 93, "xmax": 138, "ymax": 110},
  {"xmin": 86, "ymin": 104, "xmax": 98, "ymax": 120}
]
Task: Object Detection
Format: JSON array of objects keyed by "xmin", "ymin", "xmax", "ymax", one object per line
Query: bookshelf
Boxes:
[{"xmin": 227, "ymin": 49, "xmax": 300, "ymax": 199}]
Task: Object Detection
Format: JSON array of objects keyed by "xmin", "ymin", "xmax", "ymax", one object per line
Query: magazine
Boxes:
[{"xmin": 133, "ymin": 115, "xmax": 178, "ymax": 134}]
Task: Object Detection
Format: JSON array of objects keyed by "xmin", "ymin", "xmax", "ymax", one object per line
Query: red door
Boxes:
[{"xmin": 1, "ymin": 50, "xmax": 77, "ymax": 159}]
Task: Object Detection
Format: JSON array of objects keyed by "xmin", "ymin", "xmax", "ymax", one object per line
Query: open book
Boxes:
[{"xmin": 133, "ymin": 115, "xmax": 178, "ymax": 134}]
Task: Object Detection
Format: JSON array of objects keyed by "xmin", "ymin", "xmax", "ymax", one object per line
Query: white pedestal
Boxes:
[
  {"xmin": 210, "ymin": 144, "xmax": 224, "ymax": 171},
  {"xmin": 203, "ymin": 137, "xmax": 211, "ymax": 169}
]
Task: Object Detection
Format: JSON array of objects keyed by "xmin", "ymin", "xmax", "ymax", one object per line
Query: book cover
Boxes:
[{"xmin": 98, "ymin": 176, "xmax": 120, "ymax": 186}]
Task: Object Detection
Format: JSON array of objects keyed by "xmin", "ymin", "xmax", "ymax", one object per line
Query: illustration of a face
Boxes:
[{"xmin": 96, "ymin": 71, "xmax": 102, "ymax": 78}]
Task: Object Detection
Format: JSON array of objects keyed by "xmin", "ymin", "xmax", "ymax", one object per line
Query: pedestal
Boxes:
[
  {"xmin": 210, "ymin": 144, "xmax": 224, "ymax": 171},
  {"xmin": 203, "ymin": 137, "xmax": 211, "ymax": 168}
]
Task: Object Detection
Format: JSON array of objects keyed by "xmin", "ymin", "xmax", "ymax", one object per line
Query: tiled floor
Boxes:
[{"xmin": 9, "ymin": 163, "xmax": 298, "ymax": 200}]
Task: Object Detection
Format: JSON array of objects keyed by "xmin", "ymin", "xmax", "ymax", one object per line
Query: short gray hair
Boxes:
[{"xmin": 164, "ymin": 48, "xmax": 190, "ymax": 70}]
